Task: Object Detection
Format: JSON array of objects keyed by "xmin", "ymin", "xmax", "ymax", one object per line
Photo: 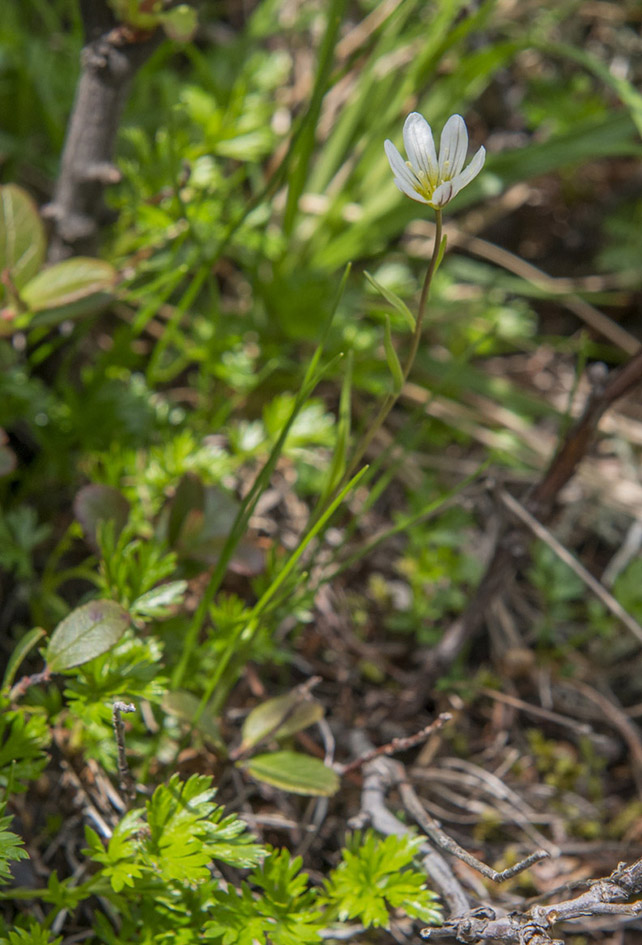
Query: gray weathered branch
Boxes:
[
  {"xmin": 422, "ymin": 857, "xmax": 642, "ymax": 944},
  {"xmin": 45, "ymin": 1, "xmax": 161, "ymax": 261}
]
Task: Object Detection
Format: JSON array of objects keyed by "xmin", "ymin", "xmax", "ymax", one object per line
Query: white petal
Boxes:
[
  {"xmin": 430, "ymin": 181, "xmax": 455, "ymax": 207},
  {"xmin": 446, "ymin": 145, "xmax": 486, "ymax": 200},
  {"xmin": 384, "ymin": 139, "xmax": 421, "ymax": 194},
  {"xmin": 402, "ymin": 112, "xmax": 438, "ymax": 180},
  {"xmin": 438, "ymin": 114, "xmax": 468, "ymax": 179},
  {"xmin": 393, "ymin": 178, "xmax": 430, "ymax": 203}
]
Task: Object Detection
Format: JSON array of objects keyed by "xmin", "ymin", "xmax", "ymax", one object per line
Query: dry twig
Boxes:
[{"xmin": 421, "ymin": 857, "xmax": 642, "ymax": 944}]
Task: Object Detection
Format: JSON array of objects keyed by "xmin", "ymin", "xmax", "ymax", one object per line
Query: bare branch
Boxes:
[
  {"xmin": 112, "ymin": 700, "xmax": 136, "ymax": 800},
  {"xmin": 398, "ymin": 777, "xmax": 549, "ymax": 884},
  {"xmin": 46, "ymin": 1, "xmax": 162, "ymax": 261},
  {"xmin": 421, "ymin": 858, "xmax": 642, "ymax": 944},
  {"xmin": 338, "ymin": 714, "xmax": 452, "ymax": 776}
]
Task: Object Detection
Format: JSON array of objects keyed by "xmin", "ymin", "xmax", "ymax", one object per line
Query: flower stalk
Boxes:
[
  {"xmin": 323, "ymin": 113, "xmax": 484, "ymax": 506},
  {"xmin": 344, "ymin": 210, "xmax": 443, "ymax": 480}
]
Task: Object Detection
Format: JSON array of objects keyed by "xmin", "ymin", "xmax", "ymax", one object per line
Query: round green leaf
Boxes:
[
  {"xmin": 21, "ymin": 257, "xmax": 117, "ymax": 312},
  {"xmin": 0, "ymin": 184, "xmax": 46, "ymax": 295},
  {"xmin": 240, "ymin": 751, "xmax": 339, "ymax": 796},
  {"xmin": 46, "ymin": 600, "xmax": 130, "ymax": 672}
]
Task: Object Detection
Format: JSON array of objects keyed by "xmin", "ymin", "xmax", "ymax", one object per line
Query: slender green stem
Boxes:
[{"xmin": 344, "ymin": 208, "xmax": 443, "ymax": 480}]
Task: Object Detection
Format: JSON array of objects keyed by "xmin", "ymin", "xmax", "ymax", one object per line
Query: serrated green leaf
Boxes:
[
  {"xmin": 45, "ymin": 600, "xmax": 130, "ymax": 672},
  {"xmin": 146, "ymin": 774, "xmax": 263, "ymax": 880},
  {"xmin": 383, "ymin": 315, "xmax": 404, "ymax": 394},
  {"xmin": 0, "ymin": 184, "xmax": 46, "ymax": 293},
  {"xmin": 241, "ymin": 751, "xmax": 339, "ymax": 796},
  {"xmin": 240, "ymin": 692, "xmax": 324, "ymax": 752},
  {"xmin": 0, "ymin": 699, "xmax": 49, "ymax": 792},
  {"xmin": 0, "ymin": 810, "xmax": 29, "ymax": 884},
  {"xmin": 21, "ymin": 257, "xmax": 116, "ymax": 311},
  {"xmin": 364, "ymin": 271, "xmax": 415, "ymax": 330},
  {"xmin": 324, "ymin": 830, "xmax": 442, "ymax": 929}
]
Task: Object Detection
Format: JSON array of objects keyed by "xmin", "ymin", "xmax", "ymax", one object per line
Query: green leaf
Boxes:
[
  {"xmin": 130, "ymin": 580, "xmax": 187, "ymax": 619},
  {"xmin": 45, "ymin": 600, "xmax": 130, "ymax": 672},
  {"xmin": 434, "ymin": 234, "xmax": 448, "ymax": 273},
  {"xmin": 283, "ymin": 0, "xmax": 347, "ymax": 234},
  {"xmin": 240, "ymin": 692, "xmax": 324, "ymax": 752},
  {"xmin": 0, "ymin": 808, "xmax": 28, "ymax": 884},
  {"xmin": 2, "ymin": 920, "xmax": 60, "ymax": 945},
  {"xmin": 146, "ymin": 774, "xmax": 263, "ymax": 881},
  {"xmin": 84, "ymin": 811, "xmax": 145, "ymax": 893},
  {"xmin": 74, "ymin": 483, "xmax": 130, "ymax": 549},
  {"xmin": 324, "ymin": 830, "xmax": 442, "ymax": 929},
  {"xmin": 167, "ymin": 471, "xmax": 205, "ymax": 547},
  {"xmin": 317, "ymin": 350, "xmax": 352, "ymax": 508},
  {"xmin": 364, "ymin": 271, "xmax": 415, "ymax": 330},
  {"xmin": 0, "ymin": 184, "xmax": 46, "ymax": 293},
  {"xmin": 3, "ymin": 627, "xmax": 46, "ymax": 689},
  {"xmin": 160, "ymin": 4, "xmax": 198, "ymax": 41},
  {"xmin": 240, "ymin": 751, "xmax": 339, "ymax": 796},
  {"xmin": 162, "ymin": 690, "xmax": 225, "ymax": 751},
  {"xmin": 20, "ymin": 257, "xmax": 116, "ymax": 312},
  {"xmin": 383, "ymin": 315, "xmax": 404, "ymax": 394},
  {"xmin": 0, "ymin": 696, "xmax": 49, "ymax": 793},
  {"xmin": 206, "ymin": 848, "xmax": 323, "ymax": 945}
]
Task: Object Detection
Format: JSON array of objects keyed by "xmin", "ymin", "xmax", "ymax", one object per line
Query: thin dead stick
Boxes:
[
  {"xmin": 112, "ymin": 701, "xmax": 136, "ymax": 800},
  {"xmin": 398, "ymin": 778, "xmax": 549, "ymax": 884},
  {"xmin": 478, "ymin": 687, "xmax": 593, "ymax": 736},
  {"xmin": 337, "ymin": 714, "xmax": 452, "ymax": 776},
  {"xmin": 498, "ymin": 486, "xmax": 642, "ymax": 646}
]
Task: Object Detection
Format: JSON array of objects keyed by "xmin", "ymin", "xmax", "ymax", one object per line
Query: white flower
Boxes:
[{"xmin": 384, "ymin": 112, "xmax": 485, "ymax": 209}]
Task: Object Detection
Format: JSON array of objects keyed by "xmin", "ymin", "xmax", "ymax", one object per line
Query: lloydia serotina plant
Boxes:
[{"xmin": 344, "ymin": 112, "xmax": 486, "ymax": 480}]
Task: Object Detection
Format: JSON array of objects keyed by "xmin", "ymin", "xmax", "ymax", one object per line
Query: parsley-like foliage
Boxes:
[{"xmin": 324, "ymin": 830, "xmax": 443, "ymax": 928}]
